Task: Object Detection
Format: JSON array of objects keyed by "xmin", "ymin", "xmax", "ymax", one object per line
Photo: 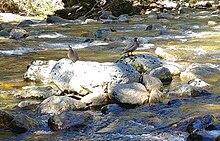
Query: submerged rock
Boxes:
[
  {"xmin": 48, "ymin": 111, "xmax": 92, "ymax": 131},
  {"xmin": 9, "ymin": 114, "xmax": 37, "ymax": 134},
  {"xmin": 38, "ymin": 96, "xmax": 86, "ymax": 115},
  {"xmin": 9, "ymin": 28, "xmax": 29, "ymax": 40},
  {"xmin": 109, "ymin": 82, "xmax": 149, "ymax": 105},
  {"xmin": 17, "ymin": 20, "xmax": 34, "ymax": 27}
]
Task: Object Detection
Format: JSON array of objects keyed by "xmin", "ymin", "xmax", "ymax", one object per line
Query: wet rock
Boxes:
[
  {"xmin": 17, "ymin": 100, "xmax": 41, "ymax": 108},
  {"xmin": 0, "ymin": 22, "xmax": 13, "ymax": 30},
  {"xmin": 148, "ymin": 88, "xmax": 165, "ymax": 105},
  {"xmin": 169, "ymin": 114, "xmax": 213, "ymax": 132},
  {"xmin": 0, "ymin": 110, "xmax": 14, "ymax": 129},
  {"xmin": 162, "ymin": 61, "xmax": 185, "ymax": 76},
  {"xmin": 117, "ymin": 54, "xmax": 162, "ymax": 74},
  {"xmin": 48, "ymin": 111, "xmax": 92, "ymax": 131},
  {"xmin": 9, "ymin": 28, "xmax": 29, "ymax": 40},
  {"xmin": 140, "ymin": 74, "xmax": 163, "ymax": 91},
  {"xmin": 155, "ymin": 47, "xmax": 178, "ymax": 61},
  {"xmin": 99, "ymin": 11, "xmax": 117, "ymax": 21},
  {"xmin": 17, "ymin": 20, "xmax": 34, "ymax": 27},
  {"xmin": 109, "ymin": 82, "xmax": 149, "ymax": 105},
  {"xmin": 81, "ymin": 92, "xmax": 111, "ymax": 107},
  {"xmin": 50, "ymin": 58, "xmax": 140, "ymax": 94},
  {"xmin": 118, "ymin": 14, "xmax": 129, "ymax": 22},
  {"xmin": 101, "ymin": 104, "xmax": 124, "ymax": 114},
  {"xmin": 195, "ymin": 1, "xmax": 212, "ymax": 8},
  {"xmin": 149, "ymin": 67, "xmax": 172, "ymax": 85},
  {"xmin": 94, "ymin": 28, "xmax": 111, "ymax": 39},
  {"xmin": 178, "ymin": 7, "xmax": 191, "ymax": 14},
  {"xmin": 188, "ymin": 78, "xmax": 212, "ymax": 90},
  {"xmin": 168, "ymin": 84, "xmax": 205, "ymax": 97},
  {"xmin": 9, "ymin": 114, "xmax": 37, "ymax": 134},
  {"xmin": 186, "ymin": 133, "xmax": 203, "ymax": 141},
  {"xmin": 46, "ymin": 15, "xmax": 70, "ymax": 23},
  {"xmin": 180, "ymin": 63, "xmax": 220, "ymax": 82},
  {"xmin": 15, "ymin": 85, "xmax": 60, "ymax": 99},
  {"xmin": 82, "ymin": 19, "xmax": 99, "ymax": 24},
  {"xmin": 38, "ymin": 96, "xmax": 86, "ymax": 115},
  {"xmin": 24, "ymin": 60, "xmax": 57, "ymax": 83},
  {"xmin": 0, "ymin": 29, "xmax": 11, "ymax": 37},
  {"xmin": 157, "ymin": 12, "xmax": 174, "ymax": 19}
]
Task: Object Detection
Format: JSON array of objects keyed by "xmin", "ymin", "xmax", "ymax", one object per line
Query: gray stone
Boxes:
[
  {"xmin": 149, "ymin": 67, "xmax": 172, "ymax": 85},
  {"xmin": 80, "ymin": 92, "xmax": 111, "ymax": 107},
  {"xmin": 117, "ymin": 54, "xmax": 162, "ymax": 74},
  {"xmin": 9, "ymin": 114, "xmax": 37, "ymax": 134},
  {"xmin": 15, "ymin": 85, "xmax": 60, "ymax": 99},
  {"xmin": 48, "ymin": 111, "xmax": 92, "ymax": 131},
  {"xmin": 101, "ymin": 104, "xmax": 124, "ymax": 114},
  {"xmin": 180, "ymin": 63, "xmax": 220, "ymax": 82},
  {"xmin": 109, "ymin": 82, "xmax": 149, "ymax": 105},
  {"xmin": 24, "ymin": 60, "xmax": 57, "ymax": 83},
  {"xmin": 94, "ymin": 28, "xmax": 111, "ymax": 39},
  {"xmin": 141, "ymin": 74, "xmax": 163, "ymax": 92},
  {"xmin": 17, "ymin": 20, "xmax": 34, "ymax": 27},
  {"xmin": 118, "ymin": 14, "xmax": 129, "ymax": 22},
  {"xmin": 0, "ymin": 110, "xmax": 14, "ymax": 129},
  {"xmin": 168, "ymin": 84, "xmax": 204, "ymax": 97},
  {"xmin": 148, "ymin": 88, "xmax": 165, "ymax": 105},
  {"xmin": 9, "ymin": 28, "xmax": 29, "ymax": 40},
  {"xmin": 38, "ymin": 96, "xmax": 86, "ymax": 115}
]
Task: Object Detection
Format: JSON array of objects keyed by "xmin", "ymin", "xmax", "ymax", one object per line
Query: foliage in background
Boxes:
[{"xmin": 0, "ymin": 0, "xmax": 64, "ymax": 16}]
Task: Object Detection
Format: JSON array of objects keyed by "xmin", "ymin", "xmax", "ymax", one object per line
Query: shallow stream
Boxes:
[{"xmin": 1, "ymin": 10, "xmax": 220, "ymax": 140}]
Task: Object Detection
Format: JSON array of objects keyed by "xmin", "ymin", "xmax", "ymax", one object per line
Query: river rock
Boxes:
[
  {"xmin": 24, "ymin": 60, "xmax": 57, "ymax": 83},
  {"xmin": 109, "ymin": 82, "xmax": 149, "ymax": 105},
  {"xmin": 17, "ymin": 20, "xmax": 34, "ymax": 27},
  {"xmin": 38, "ymin": 96, "xmax": 86, "ymax": 115},
  {"xmin": 50, "ymin": 58, "xmax": 140, "ymax": 94},
  {"xmin": 80, "ymin": 92, "xmax": 111, "ymax": 107},
  {"xmin": 117, "ymin": 54, "xmax": 162, "ymax": 74},
  {"xmin": 0, "ymin": 22, "xmax": 13, "ymax": 30},
  {"xmin": 141, "ymin": 74, "xmax": 163, "ymax": 91},
  {"xmin": 101, "ymin": 104, "xmax": 124, "ymax": 114},
  {"xmin": 46, "ymin": 15, "xmax": 70, "ymax": 23},
  {"xmin": 15, "ymin": 85, "xmax": 60, "ymax": 99},
  {"xmin": 188, "ymin": 78, "xmax": 212, "ymax": 89},
  {"xmin": 0, "ymin": 110, "xmax": 14, "ymax": 129},
  {"xmin": 118, "ymin": 14, "xmax": 129, "ymax": 22},
  {"xmin": 148, "ymin": 88, "xmax": 165, "ymax": 105},
  {"xmin": 48, "ymin": 111, "xmax": 92, "ymax": 131},
  {"xmin": 149, "ymin": 67, "xmax": 172, "ymax": 85},
  {"xmin": 0, "ymin": 29, "xmax": 11, "ymax": 37},
  {"xmin": 155, "ymin": 47, "xmax": 178, "ymax": 61},
  {"xmin": 160, "ymin": 0, "xmax": 179, "ymax": 10},
  {"xmin": 9, "ymin": 114, "xmax": 37, "ymax": 134},
  {"xmin": 17, "ymin": 100, "xmax": 41, "ymax": 108},
  {"xmin": 168, "ymin": 84, "xmax": 205, "ymax": 97},
  {"xmin": 94, "ymin": 28, "xmax": 111, "ymax": 39},
  {"xmin": 169, "ymin": 114, "xmax": 213, "ymax": 132},
  {"xmin": 9, "ymin": 28, "xmax": 29, "ymax": 40},
  {"xmin": 162, "ymin": 61, "xmax": 185, "ymax": 76},
  {"xmin": 180, "ymin": 63, "xmax": 220, "ymax": 82}
]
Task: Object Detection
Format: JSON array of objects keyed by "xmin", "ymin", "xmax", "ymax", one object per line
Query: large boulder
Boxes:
[
  {"xmin": 109, "ymin": 82, "xmax": 149, "ymax": 105},
  {"xmin": 38, "ymin": 96, "xmax": 86, "ymax": 115},
  {"xmin": 141, "ymin": 74, "xmax": 163, "ymax": 91},
  {"xmin": 24, "ymin": 60, "xmax": 57, "ymax": 83},
  {"xmin": 50, "ymin": 58, "xmax": 141, "ymax": 94},
  {"xmin": 48, "ymin": 111, "xmax": 92, "ymax": 131}
]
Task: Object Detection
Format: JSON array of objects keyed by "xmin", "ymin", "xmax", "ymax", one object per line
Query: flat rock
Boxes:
[
  {"xmin": 48, "ymin": 111, "xmax": 92, "ymax": 131},
  {"xmin": 180, "ymin": 63, "xmax": 220, "ymax": 82},
  {"xmin": 38, "ymin": 96, "xmax": 86, "ymax": 115},
  {"xmin": 109, "ymin": 82, "xmax": 149, "ymax": 105}
]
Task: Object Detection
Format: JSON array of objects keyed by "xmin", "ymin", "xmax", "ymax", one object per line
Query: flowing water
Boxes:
[{"xmin": 1, "ymin": 10, "xmax": 220, "ymax": 140}]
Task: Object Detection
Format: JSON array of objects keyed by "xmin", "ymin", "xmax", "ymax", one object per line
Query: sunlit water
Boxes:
[{"xmin": 1, "ymin": 10, "xmax": 220, "ymax": 140}]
